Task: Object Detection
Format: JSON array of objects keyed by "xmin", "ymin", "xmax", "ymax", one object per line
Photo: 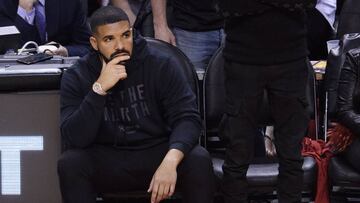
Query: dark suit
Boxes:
[{"xmin": 0, "ymin": 0, "xmax": 91, "ymax": 56}]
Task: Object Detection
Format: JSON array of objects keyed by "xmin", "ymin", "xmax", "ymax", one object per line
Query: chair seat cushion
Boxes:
[
  {"xmin": 212, "ymin": 154, "xmax": 317, "ymax": 190},
  {"xmin": 329, "ymin": 156, "xmax": 360, "ymax": 187}
]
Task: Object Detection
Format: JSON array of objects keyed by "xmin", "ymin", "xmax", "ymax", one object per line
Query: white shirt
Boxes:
[
  {"xmin": 316, "ymin": 0, "xmax": 337, "ymax": 29},
  {"xmin": 17, "ymin": 0, "xmax": 46, "ymax": 25}
]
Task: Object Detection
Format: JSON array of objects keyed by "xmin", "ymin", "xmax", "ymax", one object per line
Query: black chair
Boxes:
[
  {"xmin": 324, "ymin": 34, "xmax": 360, "ymax": 200},
  {"xmin": 100, "ymin": 37, "xmax": 199, "ymax": 202},
  {"xmin": 202, "ymin": 47, "xmax": 317, "ymax": 200}
]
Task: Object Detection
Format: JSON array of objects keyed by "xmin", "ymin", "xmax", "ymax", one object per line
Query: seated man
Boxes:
[
  {"xmin": 0, "ymin": 0, "xmax": 91, "ymax": 56},
  {"xmin": 58, "ymin": 6, "xmax": 214, "ymax": 203},
  {"xmin": 336, "ymin": 48, "xmax": 360, "ymax": 173}
]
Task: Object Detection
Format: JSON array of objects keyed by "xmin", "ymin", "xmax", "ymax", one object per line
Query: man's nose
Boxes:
[{"xmin": 115, "ymin": 39, "xmax": 124, "ymax": 50}]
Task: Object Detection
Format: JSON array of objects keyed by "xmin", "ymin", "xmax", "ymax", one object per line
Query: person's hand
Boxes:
[
  {"xmin": 147, "ymin": 149, "xmax": 183, "ymax": 203},
  {"xmin": 53, "ymin": 45, "xmax": 69, "ymax": 57},
  {"xmin": 148, "ymin": 160, "xmax": 177, "ymax": 203},
  {"xmin": 43, "ymin": 42, "xmax": 68, "ymax": 57},
  {"xmin": 154, "ymin": 25, "xmax": 176, "ymax": 46},
  {"xmin": 96, "ymin": 55, "xmax": 129, "ymax": 92},
  {"xmin": 19, "ymin": 0, "xmax": 37, "ymax": 11}
]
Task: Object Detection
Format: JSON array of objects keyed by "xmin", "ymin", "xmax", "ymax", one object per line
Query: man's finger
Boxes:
[
  {"xmin": 156, "ymin": 184, "xmax": 165, "ymax": 203},
  {"xmin": 119, "ymin": 73, "xmax": 128, "ymax": 80},
  {"xmin": 170, "ymin": 37, "xmax": 177, "ymax": 46},
  {"xmin": 108, "ymin": 55, "xmax": 130, "ymax": 65},
  {"xmin": 147, "ymin": 177, "xmax": 154, "ymax": 193},
  {"xmin": 151, "ymin": 183, "xmax": 159, "ymax": 203},
  {"xmin": 162, "ymin": 184, "xmax": 170, "ymax": 199},
  {"xmin": 169, "ymin": 184, "xmax": 175, "ymax": 197}
]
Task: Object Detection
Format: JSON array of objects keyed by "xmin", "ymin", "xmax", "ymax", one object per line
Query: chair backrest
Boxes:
[
  {"xmin": 324, "ymin": 33, "xmax": 360, "ymax": 119},
  {"xmin": 144, "ymin": 37, "xmax": 200, "ymax": 107},
  {"xmin": 203, "ymin": 47, "xmax": 316, "ymax": 149},
  {"xmin": 336, "ymin": 0, "xmax": 360, "ymax": 38}
]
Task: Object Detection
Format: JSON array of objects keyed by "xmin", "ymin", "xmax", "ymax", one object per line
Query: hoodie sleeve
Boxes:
[
  {"xmin": 60, "ymin": 66, "xmax": 106, "ymax": 148},
  {"xmin": 158, "ymin": 58, "xmax": 201, "ymax": 156}
]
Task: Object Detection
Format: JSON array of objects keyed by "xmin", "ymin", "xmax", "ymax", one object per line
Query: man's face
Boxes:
[{"xmin": 90, "ymin": 21, "xmax": 133, "ymax": 63}]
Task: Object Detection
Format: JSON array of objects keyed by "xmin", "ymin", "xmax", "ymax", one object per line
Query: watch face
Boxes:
[
  {"xmin": 94, "ymin": 83, "xmax": 100, "ymax": 91},
  {"xmin": 93, "ymin": 82, "xmax": 106, "ymax": 95}
]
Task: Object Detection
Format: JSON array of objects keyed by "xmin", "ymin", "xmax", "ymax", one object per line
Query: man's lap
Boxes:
[{"xmin": 58, "ymin": 143, "xmax": 213, "ymax": 193}]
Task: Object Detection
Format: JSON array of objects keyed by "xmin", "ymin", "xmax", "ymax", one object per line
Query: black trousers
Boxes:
[
  {"xmin": 58, "ymin": 143, "xmax": 215, "ymax": 203},
  {"xmin": 221, "ymin": 59, "xmax": 310, "ymax": 203}
]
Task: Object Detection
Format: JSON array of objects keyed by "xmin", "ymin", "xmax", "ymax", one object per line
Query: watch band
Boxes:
[{"xmin": 92, "ymin": 82, "xmax": 107, "ymax": 96}]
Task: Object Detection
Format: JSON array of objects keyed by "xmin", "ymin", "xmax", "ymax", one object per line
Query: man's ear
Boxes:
[{"xmin": 90, "ymin": 36, "xmax": 98, "ymax": 51}]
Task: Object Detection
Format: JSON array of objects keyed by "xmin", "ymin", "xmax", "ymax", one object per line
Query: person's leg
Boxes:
[
  {"xmin": 173, "ymin": 27, "xmax": 223, "ymax": 71},
  {"xmin": 57, "ymin": 144, "xmax": 168, "ymax": 203},
  {"xmin": 344, "ymin": 138, "xmax": 360, "ymax": 172},
  {"xmin": 267, "ymin": 58, "xmax": 310, "ymax": 203},
  {"xmin": 176, "ymin": 145, "xmax": 215, "ymax": 203},
  {"xmin": 221, "ymin": 60, "xmax": 265, "ymax": 203},
  {"xmin": 57, "ymin": 149, "xmax": 97, "ymax": 203}
]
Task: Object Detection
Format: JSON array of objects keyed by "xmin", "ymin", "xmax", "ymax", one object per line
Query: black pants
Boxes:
[
  {"xmin": 58, "ymin": 143, "xmax": 215, "ymax": 203},
  {"xmin": 221, "ymin": 59, "xmax": 310, "ymax": 203}
]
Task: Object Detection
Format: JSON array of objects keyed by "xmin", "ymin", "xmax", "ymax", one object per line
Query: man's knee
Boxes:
[
  {"xmin": 179, "ymin": 146, "xmax": 215, "ymax": 197},
  {"xmin": 58, "ymin": 149, "xmax": 93, "ymax": 178},
  {"xmin": 182, "ymin": 146, "xmax": 213, "ymax": 177}
]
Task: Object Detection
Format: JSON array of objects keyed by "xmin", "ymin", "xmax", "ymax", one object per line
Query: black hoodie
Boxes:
[{"xmin": 60, "ymin": 34, "xmax": 201, "ymax": 155}]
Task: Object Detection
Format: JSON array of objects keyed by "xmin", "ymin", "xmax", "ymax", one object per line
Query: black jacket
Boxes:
[
  {"xmin": 60, "ymin": 34, "xmax": 201, "ymax": 155},
  {"xmin": 0, "ymin": 0, "xmax": 91, "ymax": 56},
  {"xmin": 337, "ymin": 48, "xmax": 360, "ymax": 136}
]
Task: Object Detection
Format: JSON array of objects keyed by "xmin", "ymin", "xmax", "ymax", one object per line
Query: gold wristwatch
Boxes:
[{"xmin": 92, "ymin": 82, "xmax": 107, "ymax": 96}]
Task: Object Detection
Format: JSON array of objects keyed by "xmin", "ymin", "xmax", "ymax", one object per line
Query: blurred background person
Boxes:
[
  {"xmin": 307, "ymin": 0, "xmax": 337, "ymax": 60},
  {"xmin": 336, "ymin": 48, "xmax": 360, "ymax": 174},
  {"xmin": 0, "ymin": 0, "xmax": 91, "ymax": 56}
]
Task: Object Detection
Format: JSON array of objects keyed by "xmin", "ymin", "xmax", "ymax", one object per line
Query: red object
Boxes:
[
  {"xmin": 307, "ymin": 119, "xmax": 317, "ymax": 140},
  {"xmin": 326, "ymin": 123, "xmax": 355, "ymax": 153},
  {"xmin": 302, "ymin": 137, "xmax": 333, "ymax": 203}
]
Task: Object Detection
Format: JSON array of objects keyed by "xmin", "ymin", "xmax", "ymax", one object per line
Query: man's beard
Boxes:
[{"xmin": 100, "ymin": 49, "xmax": 131, "ymax": 65}]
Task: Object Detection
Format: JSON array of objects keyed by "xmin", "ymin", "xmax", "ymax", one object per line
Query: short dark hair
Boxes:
[{"xmin": 90, "ymin": 6, "xmax": 129, "ymax": 34}]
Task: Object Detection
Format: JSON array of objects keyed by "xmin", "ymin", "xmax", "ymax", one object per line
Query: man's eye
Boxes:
[
  {"xmin": 104, "ymin": 37, "xmax": 112, "ymax": 42},
  {"xmin": 123, "ymin": 32, "xmax": 130, "ymax": 38}
]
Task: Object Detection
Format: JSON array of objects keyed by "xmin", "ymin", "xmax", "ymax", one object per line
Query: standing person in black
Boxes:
[
  {"xmin": 218, "ymin": 1, "xmax": 315, "ymax": 202},
  {"xmin": 151, "ymin": 0, "xmax": 224, "ymax": 71},
  {"xmin": 58, "ymin": 6, "xmax": 214, "ymax": 203}
]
